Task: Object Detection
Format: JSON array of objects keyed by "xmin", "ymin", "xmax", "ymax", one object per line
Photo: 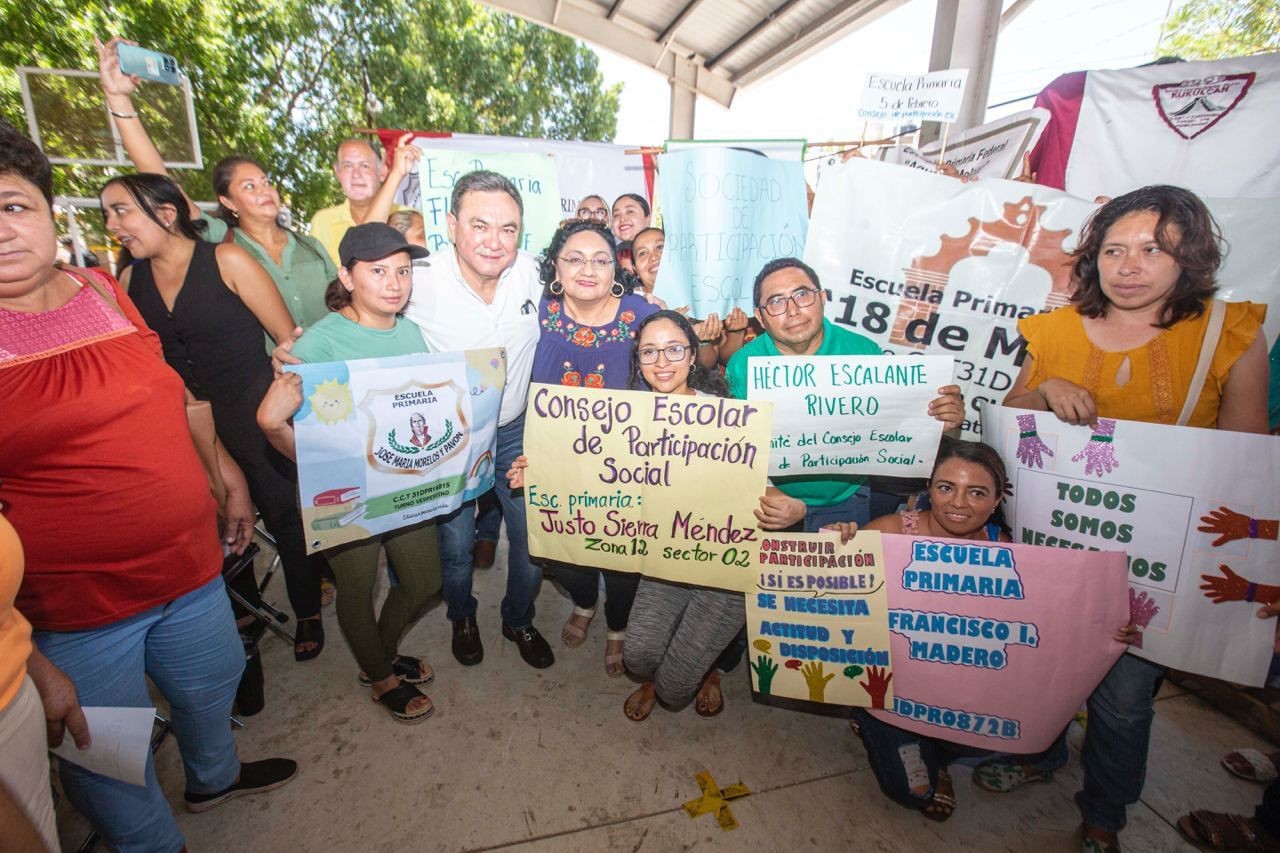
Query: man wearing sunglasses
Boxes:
[{"xmin": 726, "ymin": 257, "xmax": 965, "ymax": 533}]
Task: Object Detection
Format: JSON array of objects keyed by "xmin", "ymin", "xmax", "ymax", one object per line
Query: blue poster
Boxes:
[{"xmin": 653, "ymin": 147, "xmax": 809, "ymax": 317}]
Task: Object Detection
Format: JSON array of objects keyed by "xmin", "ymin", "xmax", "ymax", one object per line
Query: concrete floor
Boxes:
[{"xmin": 55, "ymin": 535, "xmax": 1272, "ymax": 852}]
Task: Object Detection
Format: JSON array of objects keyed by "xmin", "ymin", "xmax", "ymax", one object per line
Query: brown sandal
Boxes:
[
  {"xmin": 695, "ymin": 671, "xmax": 724, "ymax": 718},
  {"xmin": 624, "ymin": 683, "xmax": 657, "ymax": 722},
  {"xmin": 1178, "ymin": 810, "xmax": 1280, "ymax": 851},
  {"xmin": 922, "ymin": 769, "xmax": 956, "ymax": 823}
]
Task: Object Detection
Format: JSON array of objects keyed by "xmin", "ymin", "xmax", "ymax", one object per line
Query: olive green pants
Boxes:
[{"xmin": 327, "ymin": 520, "xmax": 442, "ymax": 682}]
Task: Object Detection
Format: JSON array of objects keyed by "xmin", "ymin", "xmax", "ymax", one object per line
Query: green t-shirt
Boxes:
[
  {"xmin": 292, "ymin": 312, "xmax": 428, "ymax": 363},
  {"xmin": 201, "ymin": 213, "xmax": 336, "ymax": 330},
  {"xmin": 726, "ymin": 319, "xmax": 882, "ymax": 507}
]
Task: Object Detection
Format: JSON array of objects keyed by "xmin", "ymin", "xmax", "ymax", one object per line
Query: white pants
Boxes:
[{"xmin": 0, "ymin": 676, "xmax": 60, "ymax": 852}]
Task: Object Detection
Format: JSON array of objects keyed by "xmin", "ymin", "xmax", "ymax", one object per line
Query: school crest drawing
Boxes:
[
  {"xmin": 360, "ymin": 379, "xmax": 470, "ymax": 475},
  {"xmin": 1153, "ymin": 73, "xmax": 1254, "ymax": 140}
]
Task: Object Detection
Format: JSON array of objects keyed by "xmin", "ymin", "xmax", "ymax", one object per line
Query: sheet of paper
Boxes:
[{"xmin": 51, "ymin": 706, "xmax": 156, "ymax": 787}]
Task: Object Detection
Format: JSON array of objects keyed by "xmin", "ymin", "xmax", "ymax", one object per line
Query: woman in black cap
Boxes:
[{"xmin": 257, "ymin": 223, "xmax": 443, "ymax": 724}]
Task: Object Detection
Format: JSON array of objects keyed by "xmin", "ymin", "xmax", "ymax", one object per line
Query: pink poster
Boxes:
[{"xmin": 868, "ymin": 533, "xmax": 1129, "ymax": 753}]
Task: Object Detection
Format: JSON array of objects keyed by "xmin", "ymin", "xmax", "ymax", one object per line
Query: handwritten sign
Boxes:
[
  {"xmin": 288, "ymin": 349, "xmax": 505, "ymax": 553},
  {"xmin": 523, "ymin": 384, "xmax": 772, "ymax": 591},
  {"xmin": 858, "ymin": 69, "xmax": 969, "ymax": 124},
  {"xmin": 653, "ymin": 147, "xmax": 809, "ymax": 318},
  {"xmin": 746, "ymin": 531, "xmax": 893, "ymax": 707},
  {"xmin": 401, "ymin": 149, "xmax": 562, "ymax": 255},
  {"xmin": 983, "ymin": 402, "xmax": 1280, "ymax": 687},
  {"xmin": 870, "ymin": 532, "xmax": 1129, "ymax": 753},
  {"xmin": 745, "ymin": 354, "xmax": 953, "ymax": 478},
  {"xmin": 879, "ymin": 108, "xmax": 1051, "ymax": 180}
]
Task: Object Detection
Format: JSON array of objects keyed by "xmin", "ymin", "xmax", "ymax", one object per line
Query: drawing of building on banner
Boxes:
[{"xmin": 890, "ymin": 198, "xmax": 1076, "ymax": 350}]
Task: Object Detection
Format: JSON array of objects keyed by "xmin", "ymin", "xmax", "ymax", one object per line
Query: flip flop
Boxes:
[
  {"xmin": 624, "ymin": 684, "xmax": 657, "ymax": 722},
  {"xmin": 561, "ymin": 605, "xmax": 595, "ymax": 648},
  {"xmin": 1223, "ymin": 749, "xmax": 1280, "ymax": 784},
  {"xmin": 972, "ymin": 759, "xmax": 1054, "ymax": 793},
  {"xmin": 373, "ymin": 682, "xmax": 434, "ymax": 725},
  {"xmin": 1178, "ymin": 809, "xmax": 1280, "ymax": 851}
]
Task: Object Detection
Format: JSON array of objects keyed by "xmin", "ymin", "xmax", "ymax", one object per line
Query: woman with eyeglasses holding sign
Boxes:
[
  {"xmin": 509, "ymin": 310, "xmax": 749, "ymax": 719},
  {"xmin": 523, "ymin": 221, "xmax": 658, "ymax": 676}
]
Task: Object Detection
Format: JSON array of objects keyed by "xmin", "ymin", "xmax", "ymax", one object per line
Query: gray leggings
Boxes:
[
  {"xmin": 624, "ymin": 578, "xmax": 745, "ymax": 708},
  {"xmin": 327, "ymin": 520, "xmax": 441, "ymax": 682}
]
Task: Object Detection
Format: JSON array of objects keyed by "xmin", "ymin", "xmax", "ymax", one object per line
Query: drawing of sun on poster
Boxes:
[
  {"xmin": 523, "ymin": 384, "xmax": 772, "ymax": 591},
  {"xmin": 869, "ymin": 533, "xmax": 1129, "ymax": 753},
  {"xmin": 982, "ymin": 402, "xmax": 1280, "ymax": 686},
  {"xmin": 746, "ymin": 354, "xmax": 954, "ymax": 478},
  {"xmin": 746, "ymin": 531, "xmax": 892, "ymax": 707},
  {"xmin": 288, "ymin": 349, "xmax": 506, "ymax": 553}
]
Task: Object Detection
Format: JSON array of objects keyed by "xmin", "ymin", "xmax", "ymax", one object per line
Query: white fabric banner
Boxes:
[
  {"xmin": 806, "ymin": 158, "xmax": 1280, "ymax": 439},
  {"xmin": 982, "ymin": 403, "xmax": 1280, "ymax": 686},
  {"xmin": 1065, "ymin": 53, "xmax": 1280, "ymax": 200}
]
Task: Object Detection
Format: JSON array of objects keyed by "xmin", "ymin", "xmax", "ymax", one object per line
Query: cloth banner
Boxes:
[
  {"xmin": 523, "ymin": 384, "xmax": 771, "ymax": 591},
  {"xmin": 667, "ymin": 139, "xmax": 807, "ymax": 162},
  {"xmin": 745, "ymin": 354, "xmax": 953, "ymax": 478},
  {"xmin": 380, "ymin": 130, "xmax": 649, "ymax": 223},
  {"xmin": 746, "ymin": 531, "xmax": 892, "ymax": 707},
  {"xmin": 869, "ymin": 532, "xmax": 1129, "ymax": 753},
  {"xmin": 982, "ymin": 403, "xmax": 1280, "ymax": 686},
  {"xmin": 287, "ymin": 349, "xmax": 505, "ymax": 553},
  {"xmin": 395, "ymin": 149, "xmax": 561, "ymax": 255},
  {"xmin": 1031, "ymin": 53, "xmax": 1280, "ymax": 199},
  {"xmin": 879, "ymin": 108, "xmax": 1050, "ymax": 180},
  {"xmin": 653, "ymin": 147, "xmax": 809, "ymax": 318},
  {"xmin": 806, "ymin": 157, "xmax": 1280, "ymax": 440}
]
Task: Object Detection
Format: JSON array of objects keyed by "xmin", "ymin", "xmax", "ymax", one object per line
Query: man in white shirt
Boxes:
[{"xmin": 401, "ymin": 171, "xmax": 553, "ymax": 669}]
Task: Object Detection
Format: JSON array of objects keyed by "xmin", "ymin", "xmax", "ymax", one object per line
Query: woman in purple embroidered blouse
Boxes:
[{"xmin": 529, "ymin": 221, "xmax": 656, "ymax": 676}]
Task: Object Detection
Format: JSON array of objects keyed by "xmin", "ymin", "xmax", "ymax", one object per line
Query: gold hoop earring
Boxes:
[{"xmin": 549, "ymin": 280, "xmax": 564, "ymax": 296}]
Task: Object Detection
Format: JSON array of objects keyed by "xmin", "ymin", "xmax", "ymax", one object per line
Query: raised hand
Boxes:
[
  {"xmin": 1071, "ymin": 418, "xmax": 1119, "ymax": 477},
  {"xmin": 750, "ymin": 654, "xmax": 778, "ymax": 695},
  {"xmin": 1015, "ymin": 413, "xmax": 1054, "ymax": 469},
  {"xmin": 927, "ymin": 385, "xmax": 965, "ymax": 431},
  {"xmin": 858, "ymin": 665, "xmax": 892, "ymax": 709},
  {"xmin": 801, "ymin": 661, "xmax": 835, "ymax": 702},
  {"xmin": 693, "ymin": 312, "xmax": 722, "ymax": 344},
  {"xmin": 95, "ymin": 36, "xmax": 141, "ymax": 98},
  {"xmin": 506, "ymin": 455, "xmax": 529, "ymax": 489},
  {"xmin": 1127, "ymin": 588, "xmax": 1161, "ymax": 648},
  {"xmin": 1198, "ymin": 506, "xmax": 1278, "ymax": 546}
]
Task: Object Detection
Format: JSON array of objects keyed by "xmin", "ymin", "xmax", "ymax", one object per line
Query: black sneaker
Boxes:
[
  {"xmin": 184, "ymin": 757, "xmax": 297, "ymax": 813},
  {"xmin": 502, "ymin": 622, "xmax": 555, "ymax": 669},
  {"xmin": 451, "ymin": 615, "xmax": 484, "ymax": 666}
]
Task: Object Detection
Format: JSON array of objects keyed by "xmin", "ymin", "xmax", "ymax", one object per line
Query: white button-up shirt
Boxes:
[{"xmin": 403, "ymin": 248, "xmax": 542, "ymax": 427}]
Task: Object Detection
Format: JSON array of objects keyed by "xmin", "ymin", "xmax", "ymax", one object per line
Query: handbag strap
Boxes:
[
  {"xmin": 68, "ymin": 266, "xmax": 127, "ymax": 320},
  {"xmin": 1176, "ymin": 298, "xmax": 1226, "ymax": 426}
]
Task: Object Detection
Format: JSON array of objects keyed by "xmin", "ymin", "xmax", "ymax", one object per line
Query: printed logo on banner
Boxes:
[
  {"xmin": 887, "ymin": 198, "xmax": 1076, "ymax": 352},
  {"xmin": 360, "ymin": 380, "xmax": 470, "ymax": 475},
  {"xmin": 1153, "ymin": 73, "xmax": 1255, "ymax": 140}
]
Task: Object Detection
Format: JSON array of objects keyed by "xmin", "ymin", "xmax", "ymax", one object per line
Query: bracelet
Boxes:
[
  {"xmin": 1246, "ymin": 582, "xmax": 1258, "ymax": 602},
  {"xmin": 724, "ymin": 326, "xmax": 748, "ymax": 333},
  {"xmin": 1250, "ymin": 518, "xmax": 1260, "ymax": 539},
  {"xmin": 698, "ymin": 339, "xmax": 715, "ymax": 346},
  {"xmin": 108, "ymin": 108, "xmax": 137, "ymax": 120}
]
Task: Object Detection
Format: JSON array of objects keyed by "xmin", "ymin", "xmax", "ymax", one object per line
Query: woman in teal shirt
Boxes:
[{"xmin": 257, "ymin": 223, "xmax": 441, "ymax": 724}]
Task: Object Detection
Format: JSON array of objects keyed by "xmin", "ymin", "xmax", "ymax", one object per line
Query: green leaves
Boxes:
[{"xmin": 2, "ymin": 0, "xmax": 619, "ymax": 222}]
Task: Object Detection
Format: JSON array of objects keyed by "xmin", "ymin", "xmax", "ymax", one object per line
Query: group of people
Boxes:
[{"xmin": 0, "ymin": 36, "xmax": 1273, "ymax": 853}]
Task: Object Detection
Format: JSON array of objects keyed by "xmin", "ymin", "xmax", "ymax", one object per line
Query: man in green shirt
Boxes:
[{"xmin": 726, "ymin": 257, "xmax": 964, "ymax": 532}]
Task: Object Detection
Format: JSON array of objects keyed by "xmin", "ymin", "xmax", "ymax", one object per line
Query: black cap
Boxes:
[{"xmin": 338, "ymin": 222, "xmax": 430, "ymax": 268}]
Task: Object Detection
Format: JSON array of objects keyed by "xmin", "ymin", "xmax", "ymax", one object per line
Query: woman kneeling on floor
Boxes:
[
  {"xmin": 833, "ymin": 440, "xmax": 1083, "ymax": 822},
  {"xmin": 508, "ymin": 311, "xmax": 747, "ymax": 720},
  {"xmin": 258, "ymin": 223, "xmax": 440, "ymax": 724}
]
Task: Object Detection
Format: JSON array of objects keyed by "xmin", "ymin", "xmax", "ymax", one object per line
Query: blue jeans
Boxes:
[
  {"xmin": 475, "ymin": 489, "xmax": 502, "ymax": 542},
  {"xmin": 35, "ymin": 577, "xmax": 243, "ymax": 853},
  {"xmin": 803, "ymin": 485, "xmax": 871, "ymax": 532},
  {"xmin": 437, "ymin": 412, "xmax": 542, "ymax": 628},
  {"xmin": 1075, "ymin": 652, "xmax": 1165, "ymax": 833}
]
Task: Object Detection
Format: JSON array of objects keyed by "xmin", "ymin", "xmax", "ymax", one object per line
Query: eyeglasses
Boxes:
[
  {"xmin": 576, "ymin": 208, "xmax": 608, "ymax": 221},
  {"xmin": 558, "ymin": 254, "xmax": 615, "ymax": 271},
  {"xmin": 759, "ymin": 287, "xmax": 820, "ymax": 316},
  {"xmin": 637, "ymin": 344, "xmax": 691, "ymax": 364}
]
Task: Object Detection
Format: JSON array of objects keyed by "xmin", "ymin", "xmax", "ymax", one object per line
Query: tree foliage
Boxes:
[
  {"xmin": 0, "ymin": 0, "xmax": 621, "ymax": 220},
  {"xmin": 1157, "ymin": 0, "xmax": 1280, "ymax": 61}
]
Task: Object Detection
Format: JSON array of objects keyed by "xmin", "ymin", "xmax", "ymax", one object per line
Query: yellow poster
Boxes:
[
  {"xmin": 523, "ymin": 383, "xmax": 772, "ymax": 591},
  {"xmin": 746, "ymin": 531, "xmax": 893, "ymax": 707}
]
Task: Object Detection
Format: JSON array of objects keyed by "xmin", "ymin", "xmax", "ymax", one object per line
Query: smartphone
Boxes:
[{"xmin": 116, "ymin": 43, "xmax": 183, "ymax": 86}]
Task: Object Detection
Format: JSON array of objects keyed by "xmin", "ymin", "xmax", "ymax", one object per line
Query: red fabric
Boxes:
[
  {"xmin": 0, "ymin": 270, "xmax": 222, "ymax": 631},
  {"xmin": 642, "ymin": 152, "xmax": 657, "ymax": 203},
  {"xmin": 1027, "ymin": 71, "xmax": 1088, "ymax": 192},
  {"xmin": 374, "ymin": 128, "xmax": 452, "ymax": 169}
]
